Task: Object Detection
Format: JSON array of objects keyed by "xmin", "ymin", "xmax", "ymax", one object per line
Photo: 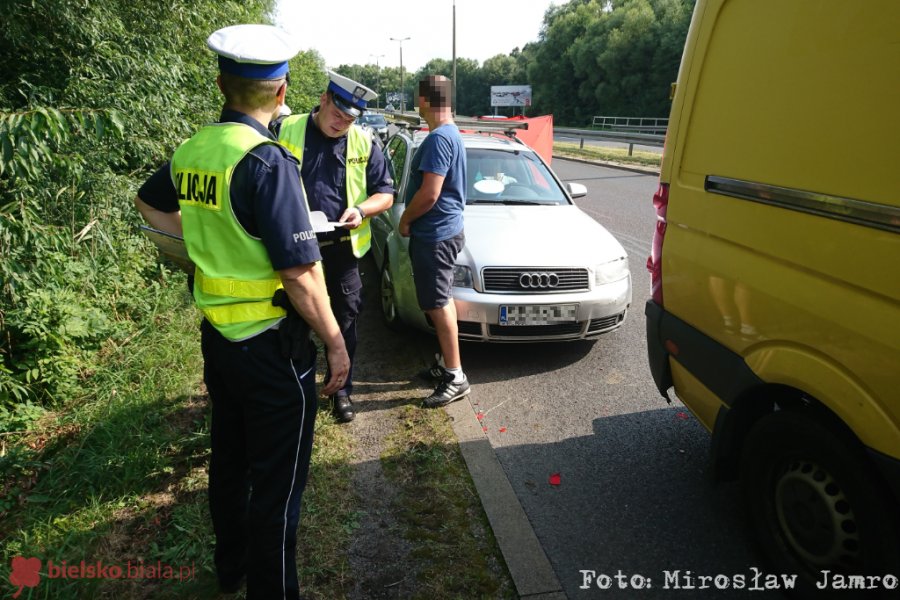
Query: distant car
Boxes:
[
  {"xmin": 371, "ymin": 128, "xmax": 632, "ymax": 342},
  {"xmin": 356, "ymin": 113, "xmax": 389, "ymax": 142}
]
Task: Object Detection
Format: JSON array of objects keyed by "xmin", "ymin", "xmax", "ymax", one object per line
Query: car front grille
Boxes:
[
  {"xmin": 488, "ymin": 323, "xmax": 584, "ymax": 337},
  {"xmin": 482, "ymin": 267, "xmax": 590, "ymax": 293}
]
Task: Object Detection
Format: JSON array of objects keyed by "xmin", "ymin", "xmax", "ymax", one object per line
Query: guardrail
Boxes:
[
  {"xmin": 592, "ymin": 115, "xmax": 668, "ymax": 135},
  {"xmin": 555, "ymin": 127, "xmax": 665, "ymax": 155}
]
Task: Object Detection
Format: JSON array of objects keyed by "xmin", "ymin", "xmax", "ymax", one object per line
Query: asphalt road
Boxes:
[{"xmin": 453, "ymin": 159, "xmax": 786, "ymax": 599}]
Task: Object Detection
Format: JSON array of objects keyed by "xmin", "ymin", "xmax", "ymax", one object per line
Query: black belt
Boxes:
[{"xmin": 318, "ymin": 236, "xmax": 351, "ymax": 249}]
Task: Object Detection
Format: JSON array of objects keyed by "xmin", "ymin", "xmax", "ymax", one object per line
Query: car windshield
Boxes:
[
  {"xmin": 465, "ymin": 148, "xmax": 568, "ymax": 206},
  {"xmin": 358, "ymin": 114, "xmax": 387, "ymax": 127}
]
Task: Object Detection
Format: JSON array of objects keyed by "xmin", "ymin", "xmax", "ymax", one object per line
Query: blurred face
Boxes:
[{"xmin": 316, "ymin": 92, "xmax": 356, "ymax": 138}]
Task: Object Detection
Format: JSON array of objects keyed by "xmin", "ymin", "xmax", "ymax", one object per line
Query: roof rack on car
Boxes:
[
  {"xmin": 455, "ymin": 117, "xmax": 528, "ymax": 130},
  {"xmin": 385, "ymin": 112, "xmax": 425, "ymax": 129},
  {"xmin": 455, "ymin": 117, "xmax": 528, "ymax": 140},
  {"xmin": 385, "ymin": 113, "xmax": 528, "ymax": 140}
]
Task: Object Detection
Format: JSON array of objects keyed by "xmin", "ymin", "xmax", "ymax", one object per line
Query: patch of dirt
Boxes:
[{"xmin": 342, "ymin": 258, "xmax": 439, "ymax": 599}]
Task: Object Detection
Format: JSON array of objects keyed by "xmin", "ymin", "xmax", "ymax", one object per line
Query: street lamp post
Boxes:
[
  {"xmin": 452, "ymin": 0, "xmax": 457, "ymax": 116},
  {"xmin": 370, "ymin": 53, "xmax": 384, "ymax": 109},
  {"xmin": 390, "ymin": 37, "xmax": 411, "ymax": 113}
]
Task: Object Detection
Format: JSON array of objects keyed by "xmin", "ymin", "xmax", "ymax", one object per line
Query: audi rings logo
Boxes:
[{"xmin": 519, "ymin": 272, "xmax": 560, "ymax": 289}]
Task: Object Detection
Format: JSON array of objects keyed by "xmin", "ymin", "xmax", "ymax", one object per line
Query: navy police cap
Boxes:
[
  {"xmin": 207, "ymin": 24, "xmax": 300, "ymax": 80},
  {"xmin": 326, "ymin": 70, "xmax": 378, "ymax": 118}
]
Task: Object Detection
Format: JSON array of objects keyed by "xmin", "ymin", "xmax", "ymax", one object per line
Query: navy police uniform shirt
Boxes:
[
  {"xmin": 138, "ymin": 109, "xmax": 321, "ymax": 271},
  {"xmin": 270, "ymin": 109, "xmax": 394, "ymax": 243}
]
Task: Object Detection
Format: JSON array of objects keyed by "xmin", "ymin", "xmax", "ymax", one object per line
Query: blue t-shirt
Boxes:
[{"xmin": 408, "ymin": 124, "xmax": 467, "ymax": 243}]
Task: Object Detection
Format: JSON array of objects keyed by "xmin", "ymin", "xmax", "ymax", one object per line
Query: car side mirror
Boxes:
[{"xmin": 566, "ymin": 182, "xmax": 588, "ymax": 198}]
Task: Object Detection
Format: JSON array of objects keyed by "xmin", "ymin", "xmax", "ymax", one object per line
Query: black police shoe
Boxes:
[{"xmin": 331, "ymin": 395, "xmax": 355, "ymax": 423}]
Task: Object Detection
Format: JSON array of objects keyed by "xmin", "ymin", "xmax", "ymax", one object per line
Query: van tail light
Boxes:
[{"xmin": 647, "ymin": 182, "xmax": 669, "ymax": 306}]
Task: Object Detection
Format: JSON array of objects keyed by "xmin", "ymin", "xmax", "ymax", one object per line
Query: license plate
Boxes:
[{"xmin": 499, "ymin": 304, "xmax": 577, "ymax": 326}]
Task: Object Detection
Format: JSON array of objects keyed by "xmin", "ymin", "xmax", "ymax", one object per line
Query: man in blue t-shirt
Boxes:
[{"xmin": 399, "ymin": 75, "xmax": 470, "ymax": 408}]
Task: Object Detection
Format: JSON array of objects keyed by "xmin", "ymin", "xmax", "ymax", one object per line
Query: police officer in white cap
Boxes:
[
  {"xmin": 134, "ymin": 23, "xmax": 349, "ymax": 599},
  {"xmin": 273, "ymin": 70, "xmax": 394, "ymax": 424}
]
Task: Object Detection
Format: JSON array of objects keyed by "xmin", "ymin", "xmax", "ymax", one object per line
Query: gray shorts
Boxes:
[{"xmin": 409, "ymin": 232, "xmax": 465, "ymax": 310}]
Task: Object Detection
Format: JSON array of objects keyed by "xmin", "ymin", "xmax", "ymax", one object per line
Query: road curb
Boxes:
[
  {"xmin": 446, "ymin": 398, "xmax": 565, "ymax": 599},
  {"xmin": 552, "ymin": 154, "xmax": 660, "ymax": 177}
]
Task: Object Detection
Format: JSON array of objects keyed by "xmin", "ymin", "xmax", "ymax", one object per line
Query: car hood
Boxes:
[{"xmin": 460, "ymin": 204, "xmax": 627, "ymax": 267}]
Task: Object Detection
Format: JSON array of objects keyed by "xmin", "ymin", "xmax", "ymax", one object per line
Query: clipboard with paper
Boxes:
[
  {"xmin": 139, "ymin": 225, "xmax": 194, "ymax": 273},
  {"xmin": 308, "ymin": 210, "xmax": 346, "ymax": 233}
]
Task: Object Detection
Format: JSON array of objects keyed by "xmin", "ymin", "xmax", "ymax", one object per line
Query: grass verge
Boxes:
[
  {"xmin": 0, "ymin": 277, "xmax": 358, "ymax": 599},
  {"xmin": 553, "ymin": 141, "xmax": 662, "ymax": 168},
  {"xmin": 381, "ymin": 405, "xmax": 516, "ymax": 600},
  {"xmin": 297, "ymin": 399, "xmax": 359, "ymax": 600},
  {"xmin": 1, "ymin": 270, "xmax": 514, "ymax": 599}
]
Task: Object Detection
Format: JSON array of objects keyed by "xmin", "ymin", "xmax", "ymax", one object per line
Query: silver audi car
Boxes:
[{"xmin": 370, "ymin": 126, "xmax": 632, "ymax": 342}]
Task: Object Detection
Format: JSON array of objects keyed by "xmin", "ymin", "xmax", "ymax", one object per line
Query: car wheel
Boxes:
[
  {"xmin": 380, "ymin": 256, "xmax": 403, "ymax": 331},
  {"xmin": 740, "ymin": 410, "xmax": 900, "ymax": 598}
]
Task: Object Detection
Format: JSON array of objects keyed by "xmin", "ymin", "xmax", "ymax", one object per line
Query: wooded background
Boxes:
[
  {"xmin": 0, "ymin": 0, "xmax": 693, "ymax": 421},
  {"xmin": 337, "ymin": 0, "xmax": 694, "ymax": 120}
]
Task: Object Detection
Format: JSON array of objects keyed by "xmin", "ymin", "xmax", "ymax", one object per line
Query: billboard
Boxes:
[
  {"xmin": 386, "ymin": 92, "xmax": 407, "ymax": 106},
  {"xmin": 490, "ymin": 85, "xmax": 532, "ymax": 107}
]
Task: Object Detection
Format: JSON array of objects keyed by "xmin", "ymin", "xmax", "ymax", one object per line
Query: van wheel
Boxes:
[
  {"xmin": 380, "ymin": 257, "xmax": 403, "ymax": 331},
  {"xmin": 740, "ymin": 410, "xmax": 900, "ymax": 598}
]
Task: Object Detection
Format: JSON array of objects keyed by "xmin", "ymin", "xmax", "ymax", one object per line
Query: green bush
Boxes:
[{"xmin": 0, "ymin": 0, "xmax": 325, "ymax": 414}]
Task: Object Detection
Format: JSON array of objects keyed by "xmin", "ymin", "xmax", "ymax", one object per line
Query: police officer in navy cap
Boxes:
[
  {"xmin": 134, "ymin": 23, "xmax": 350, "ymax": 599},
  {"xmin": 273, "ymin": 70, "xmax": 395, "ymax": 423}
]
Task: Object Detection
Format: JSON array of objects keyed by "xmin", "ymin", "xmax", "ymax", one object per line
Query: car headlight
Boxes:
[
  {"xmin": 453, "ymin": 265, "xmax": 474, "ymax": 288},
  {"xmin": 594, "ymin": 257, "xmax": 629, "ymax": 285}
]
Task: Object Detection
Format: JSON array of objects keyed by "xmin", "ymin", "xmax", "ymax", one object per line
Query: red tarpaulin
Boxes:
[{"xmin": 476, "ymin": 115, "xmax": 554, "ymax": 165}]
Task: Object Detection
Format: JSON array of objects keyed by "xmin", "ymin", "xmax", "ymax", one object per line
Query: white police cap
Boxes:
[
  {"xmin": 326, "ymin": 70, "xmax": 378, "ymax": 118},
  {"xmin": 207, "ymin": 24, "xmax": 300, "ymax": 80}
]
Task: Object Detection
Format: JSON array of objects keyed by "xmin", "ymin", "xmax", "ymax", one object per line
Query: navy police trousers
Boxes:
[
  {"xmin": 321, "ymin": 242, "xmax": 363, "ymax": 396},
  {"xmin": 201, "ymin": 320, "xmax": 317, "ymax": 600}
]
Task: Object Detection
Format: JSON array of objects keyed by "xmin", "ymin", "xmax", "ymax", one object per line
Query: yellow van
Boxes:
[{"xmin": 645, "ymin": 0, "xmax": 900, "ymax": 595}]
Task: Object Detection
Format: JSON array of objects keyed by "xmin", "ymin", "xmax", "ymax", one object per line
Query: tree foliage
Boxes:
[
  {"xmin": 0, "ymin": 0, "xmax": 327, "ymax": 410},
  {"xmin": 334, "ymin": 0, "xmax": 693, "ymax": 122},
  {"xmin": 287, "ymin": 50, "xmax": 329, "ymax": 113}
]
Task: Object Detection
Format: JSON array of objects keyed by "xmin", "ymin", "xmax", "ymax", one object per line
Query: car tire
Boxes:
[
  {"xmin": 740, "ymin": 409, "xmax": 900, "ymax": 599},
  {"xmin": 380, "ymin": 256, "xmax": 403, "ymax": 331}
]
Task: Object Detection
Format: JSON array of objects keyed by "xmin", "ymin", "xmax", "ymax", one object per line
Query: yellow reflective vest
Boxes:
[
  {"xmin": 171, "ymin": 123, "xmax": 286, "ymax": 341},
  {"xmin": 278, "ymin": 114, "xmax": 372, "ymax": 258}
]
